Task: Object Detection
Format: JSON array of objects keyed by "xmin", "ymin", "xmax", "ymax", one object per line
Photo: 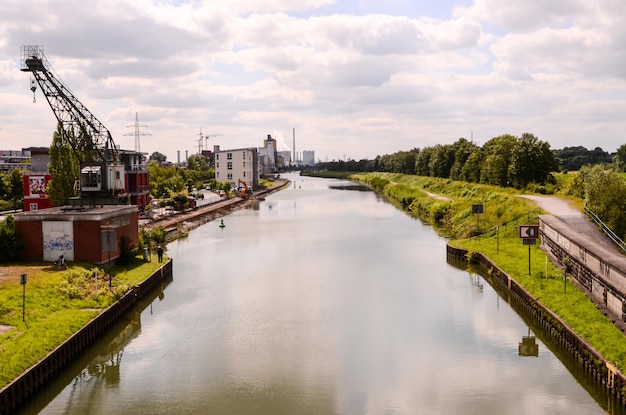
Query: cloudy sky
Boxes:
[{"xmin": 1, "ymin": 0, "xmax": 625, "ymax": 163}]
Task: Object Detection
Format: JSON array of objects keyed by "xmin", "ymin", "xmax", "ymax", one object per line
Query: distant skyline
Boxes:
[{"xmin": 1, "ymin": 0, "xmax": 625, "ymax": 163}]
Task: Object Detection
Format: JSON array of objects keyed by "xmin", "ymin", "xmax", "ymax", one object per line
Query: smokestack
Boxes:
[
  {"xmin": 177, "ymin": 150, "xmax": 180, "ymax": 165},
  {"xmin": 293, "ymin": 128, "xmax": 295, "ymax": 166}
]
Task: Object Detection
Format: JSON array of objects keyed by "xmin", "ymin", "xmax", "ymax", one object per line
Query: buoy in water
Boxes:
[{"xmin": 219, "ymin": 219, "xmax": 225, "ymax": 228}]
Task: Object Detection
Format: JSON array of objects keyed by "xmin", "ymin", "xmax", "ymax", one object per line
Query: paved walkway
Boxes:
[
  {"xmin": 520, "ymin": 195, "xmax": 620, "ymax": 253},
  {"xmin": 521, "ymin": 195, "xmax": 626, "ymax": 329}
]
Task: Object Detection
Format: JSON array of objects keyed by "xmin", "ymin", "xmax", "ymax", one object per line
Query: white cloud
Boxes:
[{"xmin": 1, "ymin": 0, "xmax": 625, "ymax": 162}]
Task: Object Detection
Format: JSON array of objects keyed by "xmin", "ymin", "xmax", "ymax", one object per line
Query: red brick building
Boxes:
[{"xmin": 14, "ymin": 205, "xmax": 139, "ymax": 264}]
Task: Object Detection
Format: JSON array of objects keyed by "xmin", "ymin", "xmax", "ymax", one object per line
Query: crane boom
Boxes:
[
  {"xmin": 20, "ymin": 45, "xmax": 117, "ymax": 163},
  {"xmin": 20, "ymin": 45, "xmax": 127, "ymax": 206}
]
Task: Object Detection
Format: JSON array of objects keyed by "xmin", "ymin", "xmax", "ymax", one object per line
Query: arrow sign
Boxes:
[{"xmin": 519, "ymin": 225, "xmax": 539, "ymax": 239}]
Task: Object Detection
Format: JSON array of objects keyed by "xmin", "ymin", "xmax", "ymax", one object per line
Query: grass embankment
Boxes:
[
  {"xmin": 352, "ymin": 172, "xmax": 626, "ymax": 373},
  {"xmin": 0, "ymin": 257, "xmax": 164, "ymax": 388}
]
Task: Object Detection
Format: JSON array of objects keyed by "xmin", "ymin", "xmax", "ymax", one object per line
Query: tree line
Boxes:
[
  {"xmin": 315, "ymin": 133, "xmax": 558, "ymax": 189},
  {"xmin": 313, "ymin": 134, "xmax": 626, "ymax": 189}
]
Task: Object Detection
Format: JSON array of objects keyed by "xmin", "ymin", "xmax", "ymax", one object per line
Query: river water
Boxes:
[{"xmin": 22, "ymin": 173, "xmax": 619, "ymax": 414}]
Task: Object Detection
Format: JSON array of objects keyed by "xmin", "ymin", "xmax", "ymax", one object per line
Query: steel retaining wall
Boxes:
[
  {"xmin": 446, "ymin": 244, "xmax": 626, "ymax": 404},
  {"xmin": 0, "ymin": 259, "xmax": 173, "ymax": 415}
]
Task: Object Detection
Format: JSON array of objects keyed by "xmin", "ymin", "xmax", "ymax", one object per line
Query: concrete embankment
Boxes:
[
  {"xmin": 447, "ymin": 244, "xmax": 626, "ymax": 404},
  {"xmin": 0, "ymin": 260, "xmax": 173, "ymax": 415}
]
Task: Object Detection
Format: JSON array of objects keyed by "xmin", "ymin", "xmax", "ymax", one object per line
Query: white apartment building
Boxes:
[{"xmin": 214, "ymin": 147, "xmax": 259, "ymax": 189}]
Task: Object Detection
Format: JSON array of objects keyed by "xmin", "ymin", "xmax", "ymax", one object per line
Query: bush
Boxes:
[
  {"xmin": 117, "ymin": 235, "xmax": 136, "ymax": 265},
  {"xmin": 431, "ymin": 202, "xmax": 451, "ymax": 224},
  {"xmin": 0, "ymin": 215, "xmax": 25, "ymax": 262}
]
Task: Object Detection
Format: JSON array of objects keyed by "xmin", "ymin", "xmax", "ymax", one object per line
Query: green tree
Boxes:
[
  {"xmin": 147, "ymin": 161, "xmax": 186, "ymax": 199},
  {"xmin": 449, "ymin": 138, "xmax": 479, "ymax": 181},
  {"xmin": 615, "ymin": 144, "xmax": 626, "ymax": 172},
  {"xmin": 509, "ymin": 133, "xmax": 558, "ymax": 188},
  {"xmin": 149, "ymin": 151, "xmax": 167, "ymax": 163},
  {"xmin": 0, "ymin": 215, "xmax": 25, "ymax": 262},
  {"xmin": 480, "ymin": 134, "xmax": 517, "ymax": 186},
  {"xmin": 414, "ymin": 147, "xmax": 433, "ymax": 176},
  {"xmin": 5, "ymin": 169, "xmax": 24, "ymax": 211},
  {"xmin": 377, "ymin": 150, "xmax": 418, "ymax": 174},
  {"xmin": 460, "ymin": 148, "xmax": 483, "ymax": 183},
  {"xmin": 0, "ymin": 171, "xmax": 8, "ymax": 200},
  {"xmin": 48, "ymin": 124, "xmax": 80, "ymax": 206},
  {"xmin": 428, "ymin": 144, "xmax": 455, "ymax": 178},
  {"xmin": 581, "ymin": 165, "xmax": 626, "ymax": 239}
]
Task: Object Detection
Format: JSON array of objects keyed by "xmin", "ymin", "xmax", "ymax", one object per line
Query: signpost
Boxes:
[
  {"xmin": 519, "ymin": 225, "xmax": 540, "ymax": 275},
  {"xmin": 20, "ymin": 273, "xmax": 27, "ymax": 321},
  {"xmin": 472, "ymin": 204, "xmax": 483, "ymax": 235},
  {"xmin": 519, "ymin": 225, "xmax": 539, "ymax": 239},
  {"xmin": 101, "ymin": 230, "xmax": 117, "ymax": 288}
]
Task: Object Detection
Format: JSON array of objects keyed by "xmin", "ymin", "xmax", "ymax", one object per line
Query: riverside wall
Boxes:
[
  {"xmin": 0, "ymin": 259, "xmax": 173, "ymax": 415},
  {"xmin": 447, "ymin": 244, "xmax": 626, "ymax": 404}
]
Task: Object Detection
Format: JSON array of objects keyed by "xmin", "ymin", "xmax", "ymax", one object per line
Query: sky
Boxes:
[{"xmin": 1, "ymin": 0, "xmax": 625, "ymax": 163}]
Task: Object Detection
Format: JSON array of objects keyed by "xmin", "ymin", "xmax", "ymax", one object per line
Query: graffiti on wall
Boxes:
[{"xmin": 43, "ymin": 236, "xmax": 74, "ymax": 252}]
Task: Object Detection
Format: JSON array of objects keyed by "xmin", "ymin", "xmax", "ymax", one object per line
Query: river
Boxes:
[{"xmin": 21, "ymin": 173, "xmax": 618, "ymax": 414}]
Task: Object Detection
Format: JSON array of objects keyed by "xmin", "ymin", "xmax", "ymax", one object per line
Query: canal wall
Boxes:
[
  {"xmin": 539, "ymin": 214, "xmax": 626, "ymax": 324},
  {"xmin": 447, "ymin": 244, "xmax": 626, "ymax": 403},
  {"xmin": 0, "ymin": 259, "xmax": 174, "ymax": 415}
]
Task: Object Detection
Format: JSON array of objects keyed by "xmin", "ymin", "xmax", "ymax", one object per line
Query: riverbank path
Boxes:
[{"xmin": 519, "ymin": 195, "xmax": 621, "ymax": 254}]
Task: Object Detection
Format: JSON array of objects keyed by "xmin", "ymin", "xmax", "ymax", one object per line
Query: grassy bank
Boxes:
[
  {"xmin": 0, "ymin": 257, "xmax": 164, "ymax": 388},
  {"xmin": 351, "ymin": 172, "xmax": 626, "ymax": 373}
]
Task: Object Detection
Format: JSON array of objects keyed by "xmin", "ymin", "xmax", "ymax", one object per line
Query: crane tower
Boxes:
[{"xmin": 20, "ymin": 45, "xmax": 127, "ymax": 206}]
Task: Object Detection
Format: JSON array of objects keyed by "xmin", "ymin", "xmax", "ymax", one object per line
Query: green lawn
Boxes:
[{"xmin": 0, "ymin": 256, "xmax": 164, "ymax": 388}]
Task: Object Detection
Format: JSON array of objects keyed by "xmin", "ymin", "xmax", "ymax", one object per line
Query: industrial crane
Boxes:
[
  {"xmin": 196, "ymin": 128, "xmax": 222, "ymax": 154},
  {"xmin": 20, "ymin": 45, "xmax": 127, "ymax": 206}
]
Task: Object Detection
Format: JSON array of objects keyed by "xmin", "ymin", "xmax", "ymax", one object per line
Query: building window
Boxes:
[
  {"xmin": 216, "ymin": 154, "xmax": 220, "ymax": 160},
  {"xmin": 227, "ymin": 162, "xmax": 232, "ymax": 169},
  {"xmin": 216, "ymin": 172, "xmax": 220, "ymax": 179},
  {"xmin": 243, "ymin": 161, "xmax": 246, "ymax": 167},
  {"xmin": 216, "ymin": 162, "xmax": 219, "ymax": 168},
  {"xmin": 243, "ymin": 171, "xmax": 246, "ymax": 177},
  {"xmin": 227, "ymin": 152, "xmax": 233, "ymax": 160},
  {"xmin": 227, "ymin": 173, "xmax": 233, "ymax": 180},
  {"xmin": 243, "ymin": 151, "xmax": 246, "ymax": 158}
]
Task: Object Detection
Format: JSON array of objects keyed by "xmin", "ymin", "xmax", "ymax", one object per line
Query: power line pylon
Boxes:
[{"xmin": 125, "ymin": 112, "xmax": 150, "ymax": 152}]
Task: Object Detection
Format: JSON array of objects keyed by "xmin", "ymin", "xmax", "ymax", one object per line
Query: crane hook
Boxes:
[{"xmin": 30, "ymin": 78, "xmax": 37, "ymax": 103}]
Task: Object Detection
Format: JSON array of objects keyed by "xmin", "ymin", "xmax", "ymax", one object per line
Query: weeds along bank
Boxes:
[
  {"xmin": 351, "ymin": 172, "xmax": 626, "ymax": 376},
  {"xmin": 352, "ymin": 172, "xmax": 536, "ymax": 239}
]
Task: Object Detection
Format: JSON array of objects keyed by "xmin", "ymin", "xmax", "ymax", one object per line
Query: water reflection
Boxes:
[
  {"xmin": 29, "ymin": 174, "xmax": 620, "ymax": 415},
  {"xmin": 519, "ymin": 328, "xmax": 539, "ymax": 357},
  {"xmin": 18, "ymin": 277, "xmax": 171, "ymax": 415}
]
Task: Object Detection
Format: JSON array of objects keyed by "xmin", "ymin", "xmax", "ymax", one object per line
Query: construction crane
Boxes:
[
  {"xmin": 20, "ymin": 45, "xmax": 127, "ymax": 206},
  {"xmin": 196, "ymin": 128, "xmax": 222, "ymax": 154}
]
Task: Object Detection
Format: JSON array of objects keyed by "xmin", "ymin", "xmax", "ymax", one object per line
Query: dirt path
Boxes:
[{"xmin": 422, "ymin": 190, "xmax": 450, "ymax": 201}]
